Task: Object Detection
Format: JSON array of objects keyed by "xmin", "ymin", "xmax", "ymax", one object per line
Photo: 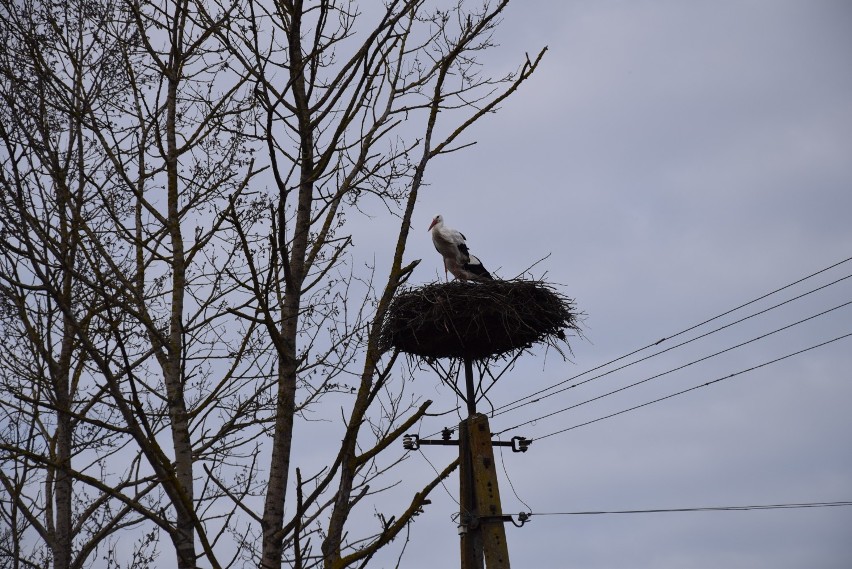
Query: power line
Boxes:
[
  {"xmin": 492, "ymin": 273, "xmax": 852, "ymax": 419},
  {"xmin": 420, "ymin": 255, "xmax": 852, "ymax": 440},
  {"xmin": 495, "ymin": 434, "xmax": 533, "ymax": 514},
  {"xmin": 529, "ymin": 330, "xmax": 852, "ymax": 441},
  {"xmin": 495, "ymin": 301, "xmax": 851, "ymax": 435},
  {"xmin": 417, "ymin": 448, "xmax": 462, "ymax": 510},
  {"xmin": 517, "ymin": 501, "xmax": 852, "ymax": 517}
]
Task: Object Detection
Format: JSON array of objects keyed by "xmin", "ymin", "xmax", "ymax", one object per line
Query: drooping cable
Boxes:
[
  {"xmin": 495, "ymin": 434, "xmax": 533, "ymax": 514},
  {"xmin": 416, "ymin": 449, "xmax": 462, "ymax": 510}
]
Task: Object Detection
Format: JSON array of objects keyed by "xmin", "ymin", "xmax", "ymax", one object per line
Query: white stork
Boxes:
[{"xmin": 428, "ymin": 214, "xmax": 493, "ymax": 282}]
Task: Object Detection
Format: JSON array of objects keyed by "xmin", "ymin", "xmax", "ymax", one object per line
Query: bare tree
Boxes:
[
  {"xmin": 208, "ymin": 2, "xmax": 545, "ymax": 567},
  {"xmin": 0, "ymin": 0, "xmax": 544, "ymax": 567},
  {"xmin": 0, "ymin": 1, "xmax": 155, "ymax": 567},
  {"xmin": 1, "ymin": 0, "xmax": 257, "ymax": 566}
]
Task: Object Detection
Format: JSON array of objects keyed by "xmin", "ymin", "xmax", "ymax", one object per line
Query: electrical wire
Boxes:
[
  {"xmin": 492, "ymin": 255, "xmax": 852, "ymax": 410},
  {"xmin": 493, "ymin": 300, "xmax": 852, "ymax": 435},
  {"xmin": 514, "ymin": 501, "xmax": 852, "ymax": 517},
  {"xmin": 495, "ymin": 434, "xmax": 533, "ymax": 514},
  {"xmin": 529, "ymin": 330, "xmax": 852, "ymax": 441},
  {"xmin": 416, "ymin": 449, "xmax": 462, "ymax": 509},
  {"xmin": 492, "ymin": 273, "xmax": 852, "ymax": 419},
  {"xmin": 420, "ymin": 255, "xmax": 852, "ymax": 440}
]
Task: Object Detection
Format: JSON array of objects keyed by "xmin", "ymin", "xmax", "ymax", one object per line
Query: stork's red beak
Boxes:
[{"xmin": 427, "ymin": 218, "xmax": 438, "ymax": 231}]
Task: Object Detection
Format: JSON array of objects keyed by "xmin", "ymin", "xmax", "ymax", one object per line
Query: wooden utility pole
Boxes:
[
  {"xmin": 469, "ymin": 413, "xmax": 511, "ymax": 569},
  {"xmin": 403, "ymin": 361, "xmax": 530, "ymax": 569},
  {"xmin": 459, "ymin": 359, "xmax": 511, "ymax": 569},
  {"xmin": 458, "ymin": 417, "xmax": 483, "ymax": 569}
]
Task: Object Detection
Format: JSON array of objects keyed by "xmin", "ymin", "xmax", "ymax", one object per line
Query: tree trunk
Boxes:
[
  {"xmin": 164, "ymin": 14, "xmax": 195, "ymax": 565},
  {"xmin": 261, "ymin": 4, "xmax": 314, "ymax": 564}
]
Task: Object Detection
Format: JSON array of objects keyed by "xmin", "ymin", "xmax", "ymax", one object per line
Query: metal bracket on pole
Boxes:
[{"xmin": 478, "ymin": 512, "xmax": 531, "ymax": 528}]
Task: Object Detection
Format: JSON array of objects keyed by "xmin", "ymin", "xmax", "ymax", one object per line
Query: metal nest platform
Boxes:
[{"xmin": 380, "ymin": 279, "xmax": 580, "ymax": 361}]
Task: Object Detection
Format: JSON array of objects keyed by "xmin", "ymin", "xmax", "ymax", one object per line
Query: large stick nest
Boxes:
[{"xmin": 380, "ymin": 279, "xmax": 580, "ymax": 361}]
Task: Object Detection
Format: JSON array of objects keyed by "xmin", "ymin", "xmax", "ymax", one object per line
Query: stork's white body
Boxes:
[{"xmin": 428, "ymin": 215, "xmax": 493, "ymax": 282}]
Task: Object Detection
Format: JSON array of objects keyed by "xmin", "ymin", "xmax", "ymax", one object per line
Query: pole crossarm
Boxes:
[{"xmin": 403, "ymin": 433, "xmax": 531, "ymax": 453}]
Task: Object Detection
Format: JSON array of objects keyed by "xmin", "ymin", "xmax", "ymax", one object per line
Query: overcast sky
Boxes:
[{"xmin": 361, "ymin": 2, "xmax": 852, "ymax": 567}]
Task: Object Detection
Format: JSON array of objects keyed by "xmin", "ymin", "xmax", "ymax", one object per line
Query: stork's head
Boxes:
[{"xmin": 428, "ymin": 214, "xmax": 443, "ymax": 231}]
